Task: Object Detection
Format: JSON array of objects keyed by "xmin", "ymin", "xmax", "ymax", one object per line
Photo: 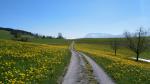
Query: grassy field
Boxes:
[
  {"xmin": 0, "ymin": 30, "xmax": 13, "ymax": 40},
  {"xmin": 75, "ymin": 39, "xmax": 150, "ymax": 84},
  {"xmin": 0, "ymin": 40, "xmax": 71, "ymax": 84},
  {"xmin": 75, "ymin": 38, "xmax": 126, "ymax": 44},
  {"xmin": 76, "ymin": 38, "xmax": 150, "ymax": 59},
  {"xmin": 32, "ymin": 38, "xmax": 70, "ymax": 45}
]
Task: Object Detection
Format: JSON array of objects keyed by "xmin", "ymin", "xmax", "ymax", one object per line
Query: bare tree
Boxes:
[
  {"xmin": 124, "ymin": 27, "xmax": 149, "ymax": 61},
  {"xmin": 110, "ymin": 39, "xmax": 120, "ymax": 56}
]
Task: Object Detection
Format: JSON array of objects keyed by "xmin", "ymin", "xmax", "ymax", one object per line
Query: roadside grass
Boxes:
[
  {"xmin": 0, "ymin": 40, "xmax": 71, "ymax": 84},
  {"xmin": 76, "ymin": 43, "xmax": 150, "ymax": 84}
]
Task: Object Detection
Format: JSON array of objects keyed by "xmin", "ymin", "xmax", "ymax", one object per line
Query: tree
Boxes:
[
  {"xmin": 42, "ymin": 35, "xmax": 46, "ymax": 39},
  {"xmin": 57, "ymin": 33, "xmax": 64, "ymax": 39},
  {"xmin": 110, "ymin": 39, "xmax": 120, "ymax": 56},
  {"xmin": 124, "ymin": 27, "xmax": 149, "ymax": 61},
  {"xmin": 14, "ymin": 33, "xmax": 21, "ymax": 38}
]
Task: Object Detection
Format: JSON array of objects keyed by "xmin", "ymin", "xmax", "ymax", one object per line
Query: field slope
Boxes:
[{"xmin": 0, "ymin": 40, "xmax": 71, "ymax": 84}]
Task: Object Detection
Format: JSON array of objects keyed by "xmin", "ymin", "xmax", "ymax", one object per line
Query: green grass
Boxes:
[
  {"xmin": 75, "ymin": 38, "xmax": 126, "ymax": 44},
  {"xmin": 31, "ymin": 38, "xmax": 71, "ymax": 45},
  {"xmin": 0, "ymin": 30, "xmax": 13, "ymax": 40}
]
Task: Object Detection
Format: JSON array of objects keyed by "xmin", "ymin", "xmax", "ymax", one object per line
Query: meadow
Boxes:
[
  {"xmin": 76, "ymin": 38, "xmax": 150, "ymax": 59},
  {"xmin": 75, "ymin": 39, "xmax": 150, "ymax": 84},
  {"xmin": 32, "ymin": 38, "xmax": 70, "ymax": 45},
  {"xmin": 0, "ymin": 40, "xmax": 71, "ymax": 84}
]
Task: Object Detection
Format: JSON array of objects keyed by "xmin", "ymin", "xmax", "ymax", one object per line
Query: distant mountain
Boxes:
[{"xmin": 85, "ymin": 33, "xmax": 124, "ymax": 38}]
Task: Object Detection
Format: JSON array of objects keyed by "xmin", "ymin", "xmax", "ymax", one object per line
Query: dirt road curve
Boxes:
[{"xmin": 62, "ymin": 42, "xmax": 115, "ymax": 84}]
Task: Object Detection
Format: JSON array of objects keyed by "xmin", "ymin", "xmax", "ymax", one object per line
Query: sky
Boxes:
[{"xmin": 0, "ymin": 0, "xmax": 150, "ymax": 39}]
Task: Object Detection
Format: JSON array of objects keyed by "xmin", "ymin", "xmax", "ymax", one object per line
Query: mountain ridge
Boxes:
[{"xmin": 85, "ymin": 33, "xmax": 124, "ymax": 38}]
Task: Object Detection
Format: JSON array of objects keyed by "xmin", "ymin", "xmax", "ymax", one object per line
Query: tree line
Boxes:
[
  {"xmin": 0, "ymin": 27, "xmax": 64, "ymax": 42},
  {"xmin": 110, "ymin": 27, "xmax": 150, "ymax": 61}
]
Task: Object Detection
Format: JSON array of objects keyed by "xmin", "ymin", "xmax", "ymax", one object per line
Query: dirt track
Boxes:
[{"xmin": 62, "ymin": 42, "xmax": 115, "ymax": 84}]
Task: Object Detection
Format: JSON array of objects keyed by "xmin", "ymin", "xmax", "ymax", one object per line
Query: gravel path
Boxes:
[
  {"xmin": 62, "ymin": 49, "xmax": 81, "ymax": 84},
  {"xmin": 62, "ymin": 42, "xmax": 115, "ymax": 84},
  {"xmin": 80, "ymin": 52, "xmax": 115, "ymax": 84}
]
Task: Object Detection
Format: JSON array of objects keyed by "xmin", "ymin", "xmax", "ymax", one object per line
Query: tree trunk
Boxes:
[
  {"xmin": 136, "ymin": 52, "xmax": 139, "ymax": 61},
  {"xmin": 115, "ymin": 50, "xmax": 116, "ymax": 56}
]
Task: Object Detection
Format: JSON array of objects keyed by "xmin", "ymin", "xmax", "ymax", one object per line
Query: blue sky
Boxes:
[{"xmin": 0, "ymin": 0, "xmax": 150, "ymax": 38}]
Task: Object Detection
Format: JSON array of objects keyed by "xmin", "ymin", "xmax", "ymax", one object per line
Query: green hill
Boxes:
[
  {"xmin": 0, "ymin": 27, "xmax": 34, "ymax": 40},
  {"xmin": 0, "ymin": 27, "xmax": 68, "ymax": 45}
]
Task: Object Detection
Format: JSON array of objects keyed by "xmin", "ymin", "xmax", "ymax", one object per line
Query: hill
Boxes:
[
  {"xmin": 0, "ymin": 27, "xmax": 34, "ymax": 40},
  {"xmin": 0, "ymin": 27, "xmax": 68, "ymax": 45},
  {"xmin": 0, "ymin": 27, "xmax": 33, "ymax": 36}
]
